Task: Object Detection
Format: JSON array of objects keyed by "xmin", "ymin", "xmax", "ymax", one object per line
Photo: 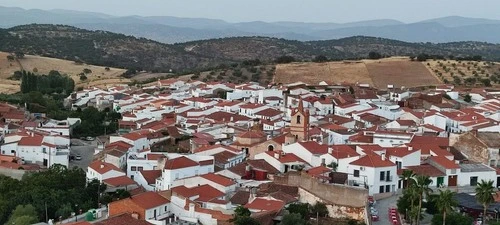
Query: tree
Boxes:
[
  {"xmin": 286, "ymin": 203, "xmax": 309, "ymax": 219},
  {"xmin": 413, "ymin": 175, "xmax": 433, "ymax": 225},
  {"xmin": 400, "ymin": 170, "xmax": 415, "ymax": 189},
  {"xmin": 281, "ymin": 213, "xmax": 306, "ymax": 225},
  {"xmin": 435, "ymin": 190, "xmax": 457, "ymax": 225},
  {"xmin": 275, "ymin": 55, "xmax": 295, "ymax": 64},
  {"xmin": 310, "ymin": 202, "xmax": 328, "ymax": 217},
  {"xmin": 233, "ymin": 216, "xmax": 260, "ymax": 225},
  {"xmin": 368, "ymin": 51, "xmax": 382, "ymax": 60},
  {"xmin": 83, "ymin": 68, "xmax": 92, "ymax": 74},
  {"xmin": 6, "ymin": 55, "xmax": 15, "ymax": 61},
  {"xmin": 15, "ymin": 51, "xmax": 25, "ymax": 59},
  {"xmin": 233, "ymin": 206, "xmax": 251, "ymax": 218},
  {"xmin": 476, "ymin": 180, "xmax": 496, "ymax": 223},
  {"xmin": 5, "ymin": 204, "xmax": 39, "ymax": 225},
  {"xmin": 232, "ymin": 206, "xmax": 258, "ymax": 225},
  {"xmin": 55, "ymin": 203, "xmax": 73, "ymax": 219},
  {"xmin": 417, "ymin": 54, "xmax": 429, "ymax": 62},
  {"xmin": 313, "ymin": 55, "xmax": 328, "ymax": 63},
  {"xmin": 431, "ymin": 212, "xmax": 473, "ymax": 225},
  {"xmin": 80, "ymin": 74, "xmax": 88, "ymax": 81},
  {"xmin": 327, "ymin": 162, "xmax": 338, "ymax": 172},
  {"xmin": 464, "ymin": 94, "xmax": 472, "ymax": 103},
  {"xmin": 104, "ymin": 67, "xmax": 110, "ymax": 71}
]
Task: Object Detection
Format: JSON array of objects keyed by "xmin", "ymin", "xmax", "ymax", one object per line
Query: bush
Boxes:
[
  {"xmin": 80, "ymin": 74, "xmax": 87, "ymax": 81},
  {"xmin": 368, "ymin": 51, "xmax": 382, "ymax": 60},
  {"xmin": 275, "ymin": 55, "xmax": 295, "ymax": 64}
]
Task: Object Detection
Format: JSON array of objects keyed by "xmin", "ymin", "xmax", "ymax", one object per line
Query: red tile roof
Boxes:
[
  {"xmin": 191, "ymin": 184, "xmax": 225, "ymax": 202},
  {"xmin": 385, "ymin": 147, "xmax": 418, "ymax": 158},
  {"xmin": 350, "ymin": 154, "xmax": 395, "ymax": 168},
  {"xmin": 122, "ymin": 132, "xmax": 145, "ymax": 141},
  {"xmin": 306, "ymin": 166, "xmax": 331, "ymax": 177},
  {"xmin": 164, "ymin": 156, "xmax": 199, "ymax": 170},
  {"xmin": 429, "ymin": 155, "xmax": 460, "ymax": 169},
  {"xmin": 405, "ymin": 165, "xmax": 446, "ymax": 177},
  {"xmin": 298, "ymin": 141, "xmax": 328, "ymax": 155},
  {"xmin": 103, "ymin": 175, "xmax": 136, "ymax": 187},
  {"xmin": 255, "ymin": 108, "xmax": 282, "ymax": 117},
  {"xmin": 264, "ymin": 151, "xmax": 305, "ymax": 163},
  {"xmin": 328, "ymin": 145, "xmax": 360, "ymax": 159},
  {"xmin": 239, "ymin": 130, "xmax": 267, "ymax": 139},
  {"xmin": 139, "ymin": 170, "xmax": 162, "ymax": 184},
  {"xmin": 18, "ymin": 136, "xmax": 44, "ymax": 146},
  {"xmin": 245, "ymin": 197, "xmax": 285, "ymax": 212},
  {"xmin": 201, "ymin": 173, "xmax": 236, "ymax": 187},
  {"xmin": 88, "ymin": 161, "xmax": 123, "ymax": 174},
  {"xmin": 95, "ymin": 213, "xmax": 154, "ymax": 225},
  {"xmin": 129, "ymin": 191, "xmax": 170, "ymax": 209}
]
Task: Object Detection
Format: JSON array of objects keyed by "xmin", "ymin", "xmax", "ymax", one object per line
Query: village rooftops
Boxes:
[{"xmin": 459, "ymin": 163, "xmax": 496, "ymax": 173}]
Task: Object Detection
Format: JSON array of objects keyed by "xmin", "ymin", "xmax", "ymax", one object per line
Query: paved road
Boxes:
[
  {"xmin": 69, "ymin": 139, "xmax": 96, "ymax": 170},
  {"xmin": 372, "ymin": 193, "xmax": 433, "ymax": 225},
  {"xmin": 373, "ymin": 194, "xmax": 399, "ymax": 225}
]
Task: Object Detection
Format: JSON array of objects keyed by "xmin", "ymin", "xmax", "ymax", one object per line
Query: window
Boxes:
[
  {"xmin": 138, "ymin": 167, "xmax": 143, "ymax": 171},
  {"xmin": 165, "ymin": 206, "xmax": 168, "ymax": 211},
  {"xmin": 354, "ymin": 170, "xmax": 360, "ymax": 177},
  {"xmin": 470, "ymin": 176, "xmax": 478, "ymax": 186},
  {"xmin": 380, "ymin": 171, "xmax": 385, "ymax": 181},
  {"xmin": 131, "ymin": 166, "xmax": 137, "ymax": 171},
  {"xmin": 379, "ymin": 186, "xmax": 384, "ymax": 193},
  {"xmin": 385, "ymin": 185, "xmax": 390, "ymax": 193},
  {"xmin": 296, "ymin": 115, "xmax": 301, "ymax": 124},
  {"xmin": 386, "ymin": 171, "xmax": 391, "ymax": 181}
]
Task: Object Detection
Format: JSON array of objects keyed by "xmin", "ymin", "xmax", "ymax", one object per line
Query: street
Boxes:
[
  {"xmin": 373, "ymin": 194, "xmax": 433, "ymax": 225},
  {"xmin": 69, "ymin": 139, "xmax": 96, "ymax": 170}
]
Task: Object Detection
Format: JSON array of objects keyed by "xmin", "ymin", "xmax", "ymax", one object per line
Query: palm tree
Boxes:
[
  {"xmin": 435, "ymin": 190, "xmax": 457, "ymax": 225},
  {"xmin": 400, "ymin": 170, "xmax": 415, "ymax": 189},
  {"xmin": 405, "ymin": 186, "xmax": 420, "ymax": 225},
  {"xmin": 413, "ymin": 175, "xmax": 433, "ymax": 225},
  {"xmin": 475, "ymin": 180, "xmax": 496, "ymax": 223}
]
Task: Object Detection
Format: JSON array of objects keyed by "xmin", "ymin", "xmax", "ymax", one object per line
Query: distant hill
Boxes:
[
  {"xmin": 3, "ymin": 6, "xmax": 500, "ymax": 43},
  {"xmin": 2, "ymin": 24, "xmax": 500, "ymax": 74}
]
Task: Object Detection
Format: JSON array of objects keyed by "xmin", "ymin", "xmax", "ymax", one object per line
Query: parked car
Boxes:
[
  {"xmin": 86, "ymin": 137, "xmax": 95, "ymax": 141},
  {"xmin": 75, "ymin": 155, "xmax": 82, "ymax": 160}
]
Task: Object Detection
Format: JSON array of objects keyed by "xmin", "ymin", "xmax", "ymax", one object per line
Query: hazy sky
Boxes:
[{"xmin": 1, "ymin": 0, "xmax": 500, "ymax": 23}]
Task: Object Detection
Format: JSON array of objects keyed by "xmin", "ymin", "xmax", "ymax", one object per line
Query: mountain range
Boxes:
[
  {"xmin": 2, "ymin": 24, "xmax": 500, "ymax": 74},
  {"xmin": 2, "ymin": 6, "xmax": 500, "ymax": 44}
]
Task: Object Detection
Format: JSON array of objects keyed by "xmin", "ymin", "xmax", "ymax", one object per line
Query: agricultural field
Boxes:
[
  {"xmin": 425, "ymin": 59, "xmax": 500, "ymax": 87},
  {"xmin": 365, "ymin": 60, "xmax": 441, "ymax": 88},
  {"xmin": 275, "ymin": 61, "xmax": 372, "ymax": 86},
  {"xmin": 0, "ymin": 52, "xmax": 128, "ymax": 93},
  {"xmin": 275, "ymin": 58, "xmax": 441, "ymax": 89}
]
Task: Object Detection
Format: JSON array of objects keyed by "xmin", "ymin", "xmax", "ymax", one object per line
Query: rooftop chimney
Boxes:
[
  {"xmin": 328, "ymin": 147, "xmax": 333, "ymax": 154},
  {"xmin": 274, "ymin": 152, "xmax": 280, "ymax": 159},
  {"xmin": 408, "ymin": 146, "xmax": 413, "ymax": 151},
  {"xmin": 381, "ymin": 153, "xmax": 386, "ymax": 161},
  {"xmin": 131, "ymin": 212, "xmax": 139, "ymax": 220},
  {"xmin": 100, "ymin": 164, "xmax": 105, "ymax": 169}
]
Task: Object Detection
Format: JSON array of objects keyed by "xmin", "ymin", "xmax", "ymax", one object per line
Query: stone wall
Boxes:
[
  {"xmin": 273, "ymin": 172, "xmax": 368, "ymax": 207},
  {"xmin": 273, "ymin": 172, "xmax": 368, "ymax": 220}
]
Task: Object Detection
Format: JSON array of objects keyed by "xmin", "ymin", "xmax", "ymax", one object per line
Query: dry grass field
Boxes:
[
  {"xmin": 275, "ymin": 58, "xmax": 442, "ymax": 89},
  {"xmin": 0, "ymin": 52, "xmax": 128, "ymax": 93},
  {"xmin": 425, "ymin": 59, "xmax": 500, "ymax": 87},
  {"xmin": 275, "ymin": 61, "xmax": 372, "ymax": 86},
  {"xmin": 365, "ymin": 60, "xmax": 441, "ymax": 88}
]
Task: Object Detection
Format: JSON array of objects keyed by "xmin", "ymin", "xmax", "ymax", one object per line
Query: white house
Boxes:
[
  {"xmin": 87, "ymin": 161, "xmax": 126, "ymax": 182},
  {"xmin": 347, "ymin": 153, "xmax": 398, "ymax": 195},
  {"xmin": 156, "ymin": 155, "xmax": 215, "ymax": 191}
]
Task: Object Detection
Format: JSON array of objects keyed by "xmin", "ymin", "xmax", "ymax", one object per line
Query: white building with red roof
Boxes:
[
  {"xmin": 347, "ymin": 153, "xmax": 398, "ymax": 195},
  {"xmin": 282, "ymin": 141, "xmax": 329, "ymax": 167},
  {"xmin": 172, "ymin": 173, "xmax": 237, "ymax": 193},
  {"xmin": 109, "ymin": 132, "xmax": 149, "ymax": 152},
  {"xmin": 254, "ymin": 151, "xmax": 309, "ymax": 173},
  {"xmin": 87, "ymin": 161, "xmax": 126, "ymax": 181},
  {"xmin": 156, "ymin": 154, "xmax": 214, "ymax": 191}
]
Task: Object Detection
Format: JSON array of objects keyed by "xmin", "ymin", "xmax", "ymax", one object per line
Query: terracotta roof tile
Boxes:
[
  {"xmin": 129, "ymin": 191, "xmax": 170, "ymax": 209},
  {"xmin": 103, "ymin": 175, "xmax": 136, "ymax": 187},
  {"xmin": 298, "ymin": 141, "xmax": 328, "ymax": 155},
  {"xmin": 94, "ymin": 213, "xmax": 154, "ymax": 225},
  {"xmin": 139, "ymin": 170, "xmax": 162, "ymax": 184},
  {"xmin": 350, "ymin": 154, "xmax": 395, "ymax": 168},
  {"xmin": 18, "ymin": 136, "xmax": 43, "ymax": 146},
  {"xmin": 245, "ymin": 197, "xmax": 285, "ymax": 211},
  {"xmin": 201, "ymin": 173, "xmax": 236, "ymax": 187},
  {"xmin": 88, "ymin": 161, "xmax": 123, "ymax": 174},
  {"xmin": 404, "ymin": 165, "xmax": 446, "ymax": 177},
  {"xmin": 164, "ymin": 156, "xmax": 199, "ymax": 170}
]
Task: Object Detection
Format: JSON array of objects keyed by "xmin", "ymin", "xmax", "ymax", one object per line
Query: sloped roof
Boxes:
[
  {"xmin": 350, "ymin": 153, "xmax": 395, "ymax": 168},
  {"xmin": 164, "ymin": 156, "xmax": 199, "ymax": 170}
]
